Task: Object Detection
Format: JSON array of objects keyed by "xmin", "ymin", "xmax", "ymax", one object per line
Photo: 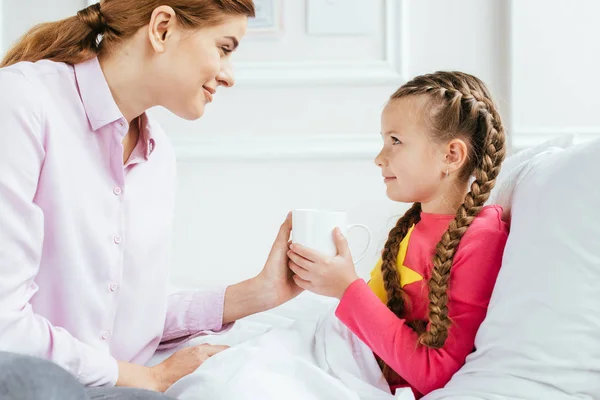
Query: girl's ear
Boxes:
[{"xmin": 444, "ymin": 138, "xmax": 468, "ymax": 177}]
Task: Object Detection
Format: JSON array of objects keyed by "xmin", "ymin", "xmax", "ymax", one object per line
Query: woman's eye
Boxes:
[{"xmin": 221, "ymin": 47, "xmax": 232, "ymax": 55}]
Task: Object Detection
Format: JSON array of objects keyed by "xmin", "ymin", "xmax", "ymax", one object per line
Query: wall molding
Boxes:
[
  {"xmin": 173, "ymin": 134, "xmax": 382, "ymax": 161},
  {"xmin": 173, "ymin": 131, "xmax": 599, "ymax": 161},
  {"xmin": 234, "ymin": 0, "xmax": 406, "ymax": 86}
]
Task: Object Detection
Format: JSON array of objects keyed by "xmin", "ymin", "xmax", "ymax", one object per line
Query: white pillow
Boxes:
[
  {"xmin": 424, "ymin": 137, "xmax": 600, "ymax": 399},
  {"xmin": 487, "ymin": 135, "xmax": 574, "ymax": 221}
]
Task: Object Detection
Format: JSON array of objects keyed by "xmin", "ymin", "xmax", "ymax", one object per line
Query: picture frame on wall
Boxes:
[
  {"xmin": 87, "ymin": 0, "xmax": 282, "ymax": 36},
  {"xmin": 247, "ymin": 0, "xmax": 282, "ymax": 36}
]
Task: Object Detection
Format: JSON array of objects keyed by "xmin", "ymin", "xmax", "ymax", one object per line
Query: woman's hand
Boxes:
[
  {"xmin": 149, "ymin": 344, "xmax": 229, "ymax": 392},
  {"xmin": 255, "ymin": 212, "xmax": 304, "ymax": 307},
  {"xmin": 287, "ymin": 228, "xmax": 360, "ymax": 299},
  {"xmin": 222, "ymin": 213, "xmax": 303, "ymax": 324},
  {"xmin": 117, "ymin": 344, "xmax": 229, "ymax": 392}
]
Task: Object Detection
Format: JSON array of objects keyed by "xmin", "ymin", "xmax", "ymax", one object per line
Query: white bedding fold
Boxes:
[{"xmin": 150, "ymin": 293, "xmax": 414, "ymax": 400}]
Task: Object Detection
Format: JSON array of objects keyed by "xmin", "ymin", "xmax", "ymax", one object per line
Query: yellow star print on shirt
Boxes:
[{"xmin": 368, "ymin": 225, "xmax": 424, "ymax": 304}]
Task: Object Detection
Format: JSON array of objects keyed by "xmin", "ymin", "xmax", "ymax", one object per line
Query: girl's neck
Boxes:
[{"xmin": 421, "ymin": 179, "xmax": 470, "ymax": 215}]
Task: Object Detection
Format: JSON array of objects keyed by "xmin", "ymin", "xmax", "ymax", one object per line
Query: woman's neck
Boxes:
[
  {"xmin": 98, "ymin": 47, "xmax": 149, "ymax": 164},
  {"xmin": 98, "ymin": 48, "xmax": 154, "ymax": 124}
]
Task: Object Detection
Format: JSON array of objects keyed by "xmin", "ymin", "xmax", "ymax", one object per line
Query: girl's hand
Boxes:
[{"xmin": 287, "ymin": 228, "xmax": 360, "ymax": 299}]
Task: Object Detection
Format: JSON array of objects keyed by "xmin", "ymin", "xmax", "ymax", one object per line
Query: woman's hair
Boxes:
[
  {"xmin": 379, "ymin": 71, "xmax": 506, "ymax": 376},
  {"xmin": 0, "ymin": 0, "xmax": 255, "ymax": 68}
]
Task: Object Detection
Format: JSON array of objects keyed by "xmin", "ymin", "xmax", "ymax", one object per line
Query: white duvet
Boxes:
[{"xmin": 148, "ymin": 292, "xmax": 414, "ymax": 400}]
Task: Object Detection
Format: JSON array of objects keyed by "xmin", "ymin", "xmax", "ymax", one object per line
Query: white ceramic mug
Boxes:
[{"xmin": 291, "ymin": 209, "xmax": 372, "ymax": 263}]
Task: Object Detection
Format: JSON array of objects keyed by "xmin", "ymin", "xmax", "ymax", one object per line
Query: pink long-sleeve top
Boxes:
[
  {"xmin": 0, "ymin": 57, "xmax": 229, "ymax": 387},
  {"xmin": 336, "ymin": 206, "xmax": 508, "ymax": 398}
]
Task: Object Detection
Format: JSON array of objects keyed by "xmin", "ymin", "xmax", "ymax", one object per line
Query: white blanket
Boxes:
[{"xmin": 149, "ymin": 293, "xmax": 415, "ymax": 400}]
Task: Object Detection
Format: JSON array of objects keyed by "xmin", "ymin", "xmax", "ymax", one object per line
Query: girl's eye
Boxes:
[{"xmin": 391, "ymin": 136, "xmax": 402, "ymax": 145}]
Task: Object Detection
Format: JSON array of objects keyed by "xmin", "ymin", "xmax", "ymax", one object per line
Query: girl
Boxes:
[
  {"xmin": 0, "ymin": 1, "xmax": 303, "ymax": 399},
  {"xmin": 288, "ymin": 71, "xmax": 509, "ymax": 398}
]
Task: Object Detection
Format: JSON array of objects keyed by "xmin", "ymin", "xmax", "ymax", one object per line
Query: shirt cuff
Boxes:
[
  {"xmin": 187, "ymin": 286, "xmax": 231, "ymax": 333},
  {"xmin": 158, "ymin": 286, "xmax": 234, "ymax": 350},
  {"xmin": 77, "ymin": 353, "xmax": 119, "ymax": 387}
]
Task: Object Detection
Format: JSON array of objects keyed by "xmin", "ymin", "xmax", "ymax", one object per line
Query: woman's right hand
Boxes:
[
  {"xmin": 150, "ymin": 343, "xmax": 229, "ymax": 392},
  {"xmin": 118, "ymin": 343, "xmax": 229, "ymax": 392}
]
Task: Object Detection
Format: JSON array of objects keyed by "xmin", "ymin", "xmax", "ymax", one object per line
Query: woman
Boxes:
[{"xmin": 0, "ymin": 1, "xmax": 301, "ymax": 398}]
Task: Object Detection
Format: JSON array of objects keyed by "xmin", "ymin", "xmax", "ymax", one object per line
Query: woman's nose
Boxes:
[{"xmin": 217, "ymin": 61, "xmax": 235, "ymax": 88}]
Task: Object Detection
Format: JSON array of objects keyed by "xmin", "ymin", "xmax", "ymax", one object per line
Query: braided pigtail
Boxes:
[{"xmin": 377, "ymin": 72, "xmax": 506, "ymax": 380}]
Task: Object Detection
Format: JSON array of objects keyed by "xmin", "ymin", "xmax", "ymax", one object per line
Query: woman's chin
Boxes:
[{"xmin": 173, "ymin": 103, "xmax": 206, "ymax": 121}]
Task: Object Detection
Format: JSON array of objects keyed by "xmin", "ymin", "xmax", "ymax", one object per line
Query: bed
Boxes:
[{"xmin": 151, "ymin": 135, "xmax": 600, "ymax": 400}]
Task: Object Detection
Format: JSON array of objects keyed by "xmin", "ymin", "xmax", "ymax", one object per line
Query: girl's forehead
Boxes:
[{"xmin": 383, "ymin": 97, "xmax": 428, "ymax": 127}]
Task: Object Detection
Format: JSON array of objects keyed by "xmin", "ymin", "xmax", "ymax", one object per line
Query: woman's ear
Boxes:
[
  {"xmin": 444, "ymin": 138, "xmax": 468, "ymax": 176},
  {"xmin": 148, "ymin": 5, "xmax": 177, "ymax": 53}
]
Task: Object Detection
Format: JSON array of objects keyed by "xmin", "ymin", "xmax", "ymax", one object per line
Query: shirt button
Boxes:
[
  {"xmin": 113, "ymin": 187, "xmax": 122, "ymax": 195},
  {"xmin": 113, "ymin": 235, "xmax": 122, "ymax": 244},
  {"xmin": 101, "ymin": 331, "xmax": 110, "ymax": 340},
  {"xmin": 109, "ymin": 283, "xmax": 119, "ymax": 292}
]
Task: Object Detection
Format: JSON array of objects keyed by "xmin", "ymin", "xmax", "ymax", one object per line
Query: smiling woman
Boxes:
[
  {"xmin": 0, "ymin": 0, "xmax": 252, "ymax": 120},
  {"xmin": 0, "ymin": 1, "xmax": 306, "ymax": 399}
]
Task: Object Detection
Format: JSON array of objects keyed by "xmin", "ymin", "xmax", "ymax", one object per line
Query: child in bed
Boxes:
[{"xmin": 287, "ymin": 71, "xmax": 509, "ymax": 399}]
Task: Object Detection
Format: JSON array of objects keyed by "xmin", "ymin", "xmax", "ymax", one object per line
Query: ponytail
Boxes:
[
  {"xmin": 1, "ymin": 0, "xmax": 255, "ymax": 68},
  {"xmin": 0, "ymin": 3, "xmax": 107, "ymax": 67}
]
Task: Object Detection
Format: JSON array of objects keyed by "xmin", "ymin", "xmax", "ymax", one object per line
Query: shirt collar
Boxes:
[
  {"xmin": 139, "ymin": 113, "xmax": 157, "ymax": 160},
  {"xmin": 74, "ymin": 57, "xmax": 123, "ymax": 132},
  {"xmin": 74, "ymin": 57, "xmax": 157, "ymax": 158}
]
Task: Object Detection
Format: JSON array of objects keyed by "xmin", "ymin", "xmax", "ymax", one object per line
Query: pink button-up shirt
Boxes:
[{"xmin": 0, "ymin": 57, "xmax": 229, "ymax": 387}]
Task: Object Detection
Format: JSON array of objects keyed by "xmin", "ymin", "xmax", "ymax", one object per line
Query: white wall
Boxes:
[
  {"xmin": 163, "ymin": 0, "xmax": 512, "ymax": 287},
  {"xmin": 1, "ymin": 0, "xmax": 598, "ymax": 288},
  {"xmin": 511, "ymin": 0, "xmax": 600, "ymax": 139}
]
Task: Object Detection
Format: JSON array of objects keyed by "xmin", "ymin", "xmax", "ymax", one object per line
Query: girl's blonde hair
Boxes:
[
  {"xmin": 379, "ymin": 71, "xmax": 506, "ymax": 375},
  {"xmin": 1, "ymin": 0, "xmax": 255, "ymax": 68}
]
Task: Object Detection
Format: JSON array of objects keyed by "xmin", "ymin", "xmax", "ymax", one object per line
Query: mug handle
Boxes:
[{"xmin": 347, "ymin": 224, "xmax": 372, "ymax": 264}]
